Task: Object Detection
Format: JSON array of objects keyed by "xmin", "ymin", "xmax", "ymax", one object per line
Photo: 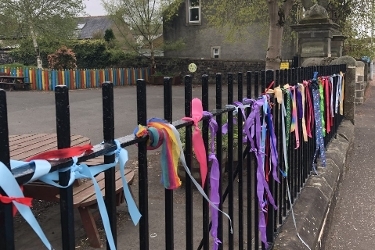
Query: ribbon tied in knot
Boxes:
[
  {"xmin": 182, "ymin": 98, "xmax": 208, "ymax": 187},
  {"xmin": 134, "ymin": 118, "xmax": 182, "ymax": 189}
]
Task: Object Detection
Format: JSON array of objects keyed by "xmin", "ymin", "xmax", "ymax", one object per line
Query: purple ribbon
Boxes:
[
  {"xmin": 203, "ymin": 111, "xmax": 222, "ymax": 250},
  {"xmin": 296, "ymin": 88, "xmax": 303, "ymax": 119},
  {"xmin": 265, "ymin": 102, "xmax": 281, "ymax": 181},
  {"xmin": 243, "ymin": 98, "xmax": 278, "ymax": 248}
]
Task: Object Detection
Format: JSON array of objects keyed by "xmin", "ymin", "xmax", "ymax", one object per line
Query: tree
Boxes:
[
  {"xmin": 0, "ymin": 0, "xmax": 84, "ymax": 68},
  {"xmin": 104, "ymin": 29, "xmax": 116, "ymax": 42},
  {"xmin": 103, "ymin": 0, "xmax": 183, "ymax": 72},
  {"xmin": 48, "ymin": 46, "xmax": 77, "ymax": 69},
  {"xmin": 340, "ymin": 0, "xmax": 375, "ymax": 59},
  {"xmin": 204, "ymin": 0, "xmax": 362, "ymax": 70}
]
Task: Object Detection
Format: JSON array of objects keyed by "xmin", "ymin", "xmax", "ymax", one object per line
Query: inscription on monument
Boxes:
[{"xmin": 301, "ymin": 41, "xmax": 326, "ymax": 57}]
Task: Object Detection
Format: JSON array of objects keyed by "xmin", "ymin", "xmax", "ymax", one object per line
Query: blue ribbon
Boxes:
[
  {"xmin": 28, "ymin": 140, "xmax": 140, "ymax": 250},
  {"xmin": 0, "ymin": 160, "xmax": 53, "ymax": 249}
]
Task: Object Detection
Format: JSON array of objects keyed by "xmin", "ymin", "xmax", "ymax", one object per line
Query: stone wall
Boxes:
[
  {"xmin": 155, "ymin": 57, "xmax": 265, "ymax": 84},
  {"xmin": 355, "ymin": 61, "xmax": 366, "ymax": 104}
]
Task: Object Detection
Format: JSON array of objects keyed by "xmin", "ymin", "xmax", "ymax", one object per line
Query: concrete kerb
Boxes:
[{"xmin": 272, "ymin": 119, "xmax": 354, "ymax": 250}]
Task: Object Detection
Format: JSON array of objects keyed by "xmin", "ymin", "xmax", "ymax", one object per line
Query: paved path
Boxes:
[{"xmin": 324, "ymin": 79, "xmax": 375, "ymax": 249}]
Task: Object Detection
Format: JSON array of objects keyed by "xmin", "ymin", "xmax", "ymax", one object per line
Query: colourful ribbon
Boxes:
[
  {"xmin": 312, "ymin": 73, "xmax": 327, "ymax": 172},
  {"xmin": 299, "ymin": 83, "xmax": 308, "ymax": 142},
  {"xmin": 182, "ymin": 98, "xmax": 208, "ymax": 187},
  {"xmin": 134, "ymin": 118, "xmax": 182, "ymax": 189},
  {"xmin": 290, "ymin": 87, "xmax": 300, "ymax": 149},
  {"xmin": 244, "ymin": 97, "xmax": 277, "ymax": 248}
]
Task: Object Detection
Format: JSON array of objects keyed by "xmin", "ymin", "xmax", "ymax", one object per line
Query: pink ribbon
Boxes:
[{"xmin": 182, "ymin": 98, "xmax": 208, "ymax": 187}]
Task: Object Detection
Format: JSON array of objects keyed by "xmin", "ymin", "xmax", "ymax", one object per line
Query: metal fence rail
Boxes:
[{"xmin": 0, "ymin": 64, "xmax": 346, "ymax": 250}]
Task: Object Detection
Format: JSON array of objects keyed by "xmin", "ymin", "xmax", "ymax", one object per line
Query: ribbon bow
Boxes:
[
  {"xmin": 182, "ymin": 98, "xmax": 208, "ymax": 187},
  {"xmin": 31, "ymin": 140, "xmax": 141, "ymax": 250}
]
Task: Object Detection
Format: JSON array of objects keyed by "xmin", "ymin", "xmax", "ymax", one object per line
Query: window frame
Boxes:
[
  {"xmin": 187, "ymin": 0, "xmax": 201, "ymax": 25},
  {"xmin": 211, "ymin": 46, "xmax": 220, "ymax": 59}
]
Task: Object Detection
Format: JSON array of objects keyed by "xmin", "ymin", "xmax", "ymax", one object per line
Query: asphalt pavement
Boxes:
[{"xmin": 324, "ymin": 78, "xmax": 375, "ymax": 249}]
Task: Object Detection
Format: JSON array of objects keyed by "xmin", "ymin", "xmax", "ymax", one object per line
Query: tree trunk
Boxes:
[
  {"xmin": 29, "ymin": 23, "xmax": 42, "ymax": 69},
  {"xmin": 265, "ymin": 0, "xmax": 294, "ymax": 70},
  {"xmin": 150, "ymin": 41, "xmax": 156, "ymax": 74}
]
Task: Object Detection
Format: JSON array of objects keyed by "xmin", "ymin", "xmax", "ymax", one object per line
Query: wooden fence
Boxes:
[{"xmin": 0, "ymin": 67, "xmax": 151, "ymax": 90}]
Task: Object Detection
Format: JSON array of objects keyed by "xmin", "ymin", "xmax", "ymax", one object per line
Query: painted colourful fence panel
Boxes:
[{"xmin": 0, "ymin": 67, "xmax": 151, "ymax": 91}]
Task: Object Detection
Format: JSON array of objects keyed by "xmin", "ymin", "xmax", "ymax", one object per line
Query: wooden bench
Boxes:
[
  {"xmin": 0, "ymin": 76, "xmax": 30, "ymax": 91},
  {"xmin": 10, "ymin": 133, "xmax": 135, "ymax": 248},
  {"xmin": 0, "ymin": 82, "xmax": 15, "ymax": 91}
]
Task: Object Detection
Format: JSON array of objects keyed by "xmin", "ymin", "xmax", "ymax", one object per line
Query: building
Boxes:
[{"xmin": 163, "ymin": 0, "xmax": 295, "ymax": 61}]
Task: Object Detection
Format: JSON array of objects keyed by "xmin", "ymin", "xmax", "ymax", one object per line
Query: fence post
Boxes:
[
  {"xmin": 102, "ymin": 81, "xmax": 117, "ymax": 249},
  {"xmin": 344, "ymin": 66, "xmax": 356, "ymax": 124},
  {"xmin": 184, "ymin": 75, "xmax": 193, "ymax": 249},
  {"xmin": 163, "ymin": 77, "xmax": 174, "ymax": 250},
  {"xmin": 0, "ymin": 89, "xmax": 15, "ymax": 250},
  {"xmin": 55, "ymin": 85, "xmax": 75, "ymax": 250},
  {"xmin": 137, "ymin": 79, "xmax": 149, "ymax": 249}
]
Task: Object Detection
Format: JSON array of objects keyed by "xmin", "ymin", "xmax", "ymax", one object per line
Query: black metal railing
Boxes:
[{"xmin": 0, "ymin": 64, "xmax": 346, "ymax": 250}]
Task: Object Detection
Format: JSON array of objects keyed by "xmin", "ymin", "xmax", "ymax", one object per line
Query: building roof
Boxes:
[{"xmin": 76, "ymin": 16, "xmax": 113, "ymax": 39}]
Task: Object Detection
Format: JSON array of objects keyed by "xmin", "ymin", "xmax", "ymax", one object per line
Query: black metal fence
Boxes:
[{"xmin": 0, "ymin": 64, "xmax": 346, "ymax": 250}]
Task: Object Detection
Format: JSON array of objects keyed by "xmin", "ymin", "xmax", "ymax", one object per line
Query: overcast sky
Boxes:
[{"xmin": 83, "ymin": 0, "xmax": 107, "ymax": 16}]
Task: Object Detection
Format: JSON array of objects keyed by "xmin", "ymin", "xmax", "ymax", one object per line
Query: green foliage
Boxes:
[
  {"xmin": 103, "ymin": 0, "xmax": 185, "ymax": 69},
  {"xmin": 10, "ymin": 38, "xmax": 150, "ymax": 69},
  {"xmin": 204, "ymin": 0, "xmax": 269, "ymax": 43},
  {"xmin": 0, "ymin": 0, "xmax": 84, "ymax": 66},
  {"xmin": 339, "ymin": 0, "xmax": 375, "ymax": 59},
  {"xmin": 48, "ymin": 46, "xmax": 77, "ymax": 69},
  {"xmin": 104, "ymin": 29, "xmax": 116, "ymax": 42},
  {"xmin": 0, "ymin": 63, "xmax": 28, "ymax": 68},
  {"xmin": 70, "ymin": 40, "xmax": 111, "ymax": 68},
  {"xmin": 10, "ymin": 37, "xmax": 63, "ymax": 67}
]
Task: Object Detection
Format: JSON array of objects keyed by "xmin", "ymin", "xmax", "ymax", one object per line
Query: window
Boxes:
[
  {"xmin": 188, "ymin": 0, "xmax": 201, "ymax": 24},
  {"xmin": 211, "ymin": 46, "xmax": 220, "ymax": 59}
]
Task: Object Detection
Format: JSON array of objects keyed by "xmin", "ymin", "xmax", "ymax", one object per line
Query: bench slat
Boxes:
[{"xmin": 57, "ymin": 168, "xmax": 134, "ymax": 208}]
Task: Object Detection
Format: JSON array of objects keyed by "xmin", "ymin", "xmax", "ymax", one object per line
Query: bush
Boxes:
[
  {"xmin": 9, "ymin": 37, "xmax": 152, "ymax": 69},
  {"xmin": 47, "ymin": 46, "xmax": 77, "ymax": 69}
]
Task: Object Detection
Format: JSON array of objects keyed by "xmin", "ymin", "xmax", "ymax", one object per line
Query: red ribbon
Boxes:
[
  {"xmin": 0, "ymin": 187, "xmax": 32, "ymax": 216},
  {"xmin": 26, "ymin": 144, "xmax": 93, "ymax": 161}
]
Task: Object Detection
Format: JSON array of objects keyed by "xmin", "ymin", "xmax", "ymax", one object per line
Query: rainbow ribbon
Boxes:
[
  {"xmin": 134, "ymin": 118, "xmax": 182, "ymax": 189},
  {"xmin": 134, "ymin": 106, "xmax": 233, "ymax": 234}
]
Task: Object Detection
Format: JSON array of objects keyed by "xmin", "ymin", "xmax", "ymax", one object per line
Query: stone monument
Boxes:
[{"xmin": 291, "ymin": 3, "xmax": 346, "ymax": 66}]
